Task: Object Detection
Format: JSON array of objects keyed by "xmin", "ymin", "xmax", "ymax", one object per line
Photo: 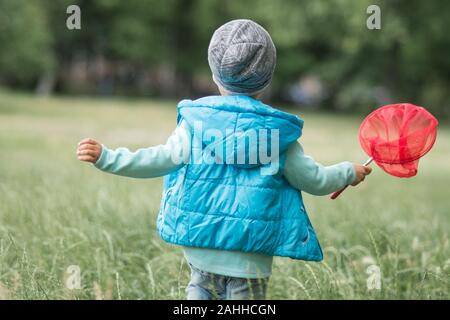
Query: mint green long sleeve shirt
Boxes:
[{"xmin": 94, "ymin": 120, "xmax": 355, "ymax": 278}]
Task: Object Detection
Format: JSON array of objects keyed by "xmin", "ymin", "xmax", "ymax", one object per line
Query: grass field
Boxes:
[{"xmin": 0, "ymin": 90, "xmax": 449, "ymax": 299}]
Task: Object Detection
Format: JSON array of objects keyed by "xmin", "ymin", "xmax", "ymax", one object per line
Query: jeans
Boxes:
[{"xmin": 186, "ymin": 263, "xmax": 269, "ymax": 300}]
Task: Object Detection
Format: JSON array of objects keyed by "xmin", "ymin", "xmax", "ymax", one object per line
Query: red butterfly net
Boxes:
[
  {"xmin": 359, "ymin": 103, "xmax": 438, "ymax": 177},
  {"xmin": 331, "ymin": 103, "xmax": 438, "ymax": 199}
]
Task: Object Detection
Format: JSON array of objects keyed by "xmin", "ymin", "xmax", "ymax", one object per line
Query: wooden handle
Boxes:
[{"xmin": 331, "ymin": 185, "xmax": 349, "ymax": 200}]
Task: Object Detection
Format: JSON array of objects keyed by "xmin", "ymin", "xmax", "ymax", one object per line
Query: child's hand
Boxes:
[
  {"xmin": 351, "ymin": 164, "xmax": 372, "ymax": 186},
  {"xmin": 77, "ymin": 138, "xmax": 102, "ymax": 163}
]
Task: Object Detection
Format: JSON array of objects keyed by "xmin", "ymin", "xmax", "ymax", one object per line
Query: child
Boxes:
[{"xmin": 77, "ymin": 19, "xmax": 371, "ymax": 300}]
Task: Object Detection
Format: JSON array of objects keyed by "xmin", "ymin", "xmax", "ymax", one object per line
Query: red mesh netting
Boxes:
[{"xmin": 359, "ymin": 103, "xmax": 438, "ymax": 177}]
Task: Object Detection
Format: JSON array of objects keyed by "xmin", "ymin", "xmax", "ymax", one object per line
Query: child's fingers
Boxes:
[
  {"xmin": 77, "ymin": 155, "xmax": 96, "ymax": 162},
  {"xmin": 77, "ymin": 144, "xmax": 98, "ymax": 152},
  {"xmin": 78, "ymin": 138, "xmax": 98, "ymax": 146},
  {"xmin": 364, "ymin": 166, "xmax": 373, "ymax": 175},
  {"xmin": 77, "ymin": 149, "xmax": 98, "ymax": 157}
]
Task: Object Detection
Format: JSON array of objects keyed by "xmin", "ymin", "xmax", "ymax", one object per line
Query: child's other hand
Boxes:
[
  {"xmin": 351, "ymin": 164, "xmax": 372, "ymax": 186},
  {"xmin": 77, "ymin": 138, "xmax": 102, "ymax": 163}
]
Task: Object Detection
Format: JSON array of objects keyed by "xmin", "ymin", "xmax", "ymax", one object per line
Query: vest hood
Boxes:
[{"xmin": 178, "ymin": 95, "xmax": 303, "ymax": 168}]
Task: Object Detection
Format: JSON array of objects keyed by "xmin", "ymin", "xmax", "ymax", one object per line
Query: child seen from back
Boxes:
[{"xmin": 77, "ymin": 19, "xmax": 371, "ymax": 300}]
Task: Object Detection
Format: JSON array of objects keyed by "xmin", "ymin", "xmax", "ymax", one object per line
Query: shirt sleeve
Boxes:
[
  {"xmin": 284, "ymin": 141, "xmax": 356, "ymax": 196},
  {"xmin": 94, "ymin": 120, "xmax": 191, "ymax": 178}
]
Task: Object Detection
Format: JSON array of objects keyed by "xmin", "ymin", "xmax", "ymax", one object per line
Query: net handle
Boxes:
[{"xmin": 330, "ymin": 157, "xmax": 373, "ymax": 200}]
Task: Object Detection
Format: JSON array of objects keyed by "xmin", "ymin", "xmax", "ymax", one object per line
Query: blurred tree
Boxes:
[{"xmin": 0, "ymin": 0, "xmax": 55, "ymax": 89}]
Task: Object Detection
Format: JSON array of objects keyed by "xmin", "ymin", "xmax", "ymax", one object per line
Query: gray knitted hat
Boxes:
[{"xmin": 208, "ymin": 19, "xmax": 276, "ymax": 96}]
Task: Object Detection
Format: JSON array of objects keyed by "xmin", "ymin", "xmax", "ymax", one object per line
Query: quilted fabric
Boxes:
[{"xmin": 156, "ymin": 95, "xmax": 323, "ymax": 261}]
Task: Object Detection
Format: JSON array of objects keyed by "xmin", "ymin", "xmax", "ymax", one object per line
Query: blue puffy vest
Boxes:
[{"xmin": 157, "ymin": 95, "xmax": 323, "ymax": 261}]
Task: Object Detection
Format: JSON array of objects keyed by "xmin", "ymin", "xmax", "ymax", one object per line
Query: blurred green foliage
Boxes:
[
  {"xmin": 0, "ymin": 0, "xmax": 449, "ymax": 116},
  {"xmin": 0, "ymin": 0, "xmax": 54, "ymax": 84}
]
